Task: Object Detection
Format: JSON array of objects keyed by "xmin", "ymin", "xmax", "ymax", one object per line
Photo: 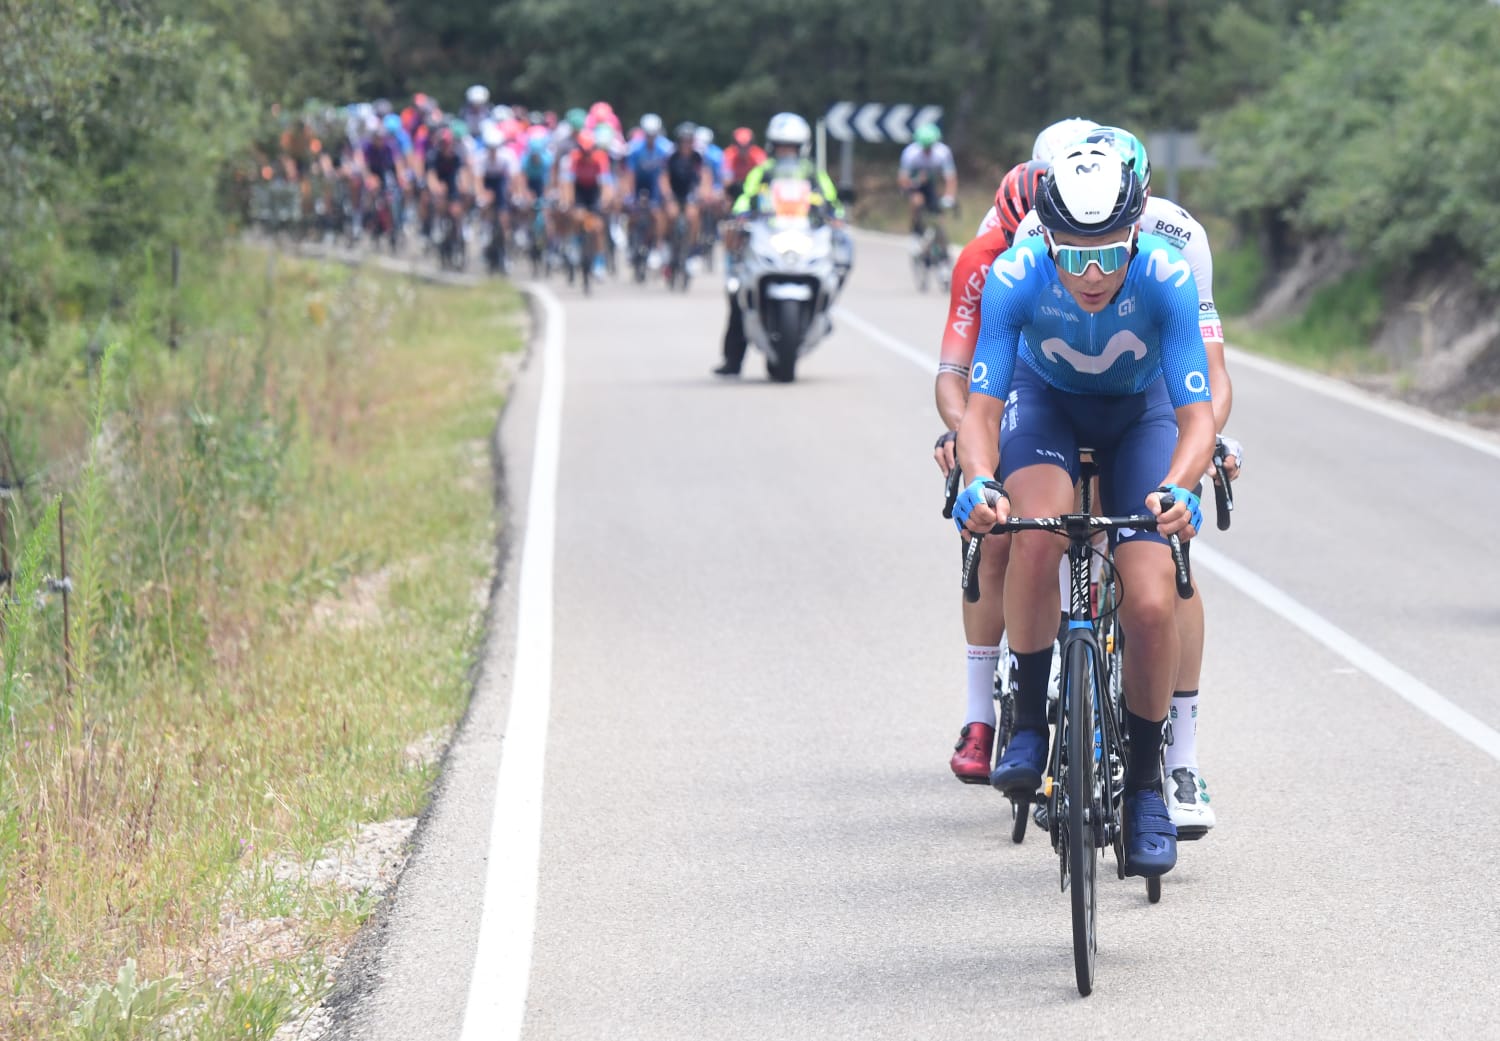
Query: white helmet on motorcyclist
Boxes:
[
  {"xmin": 1032, "ymin": 117, "xmax": 1100, "ymax": 164},
  {"xmin": 766, "ymin": 112, "xmax": 812, "ymax": 155},
  {"xmin": 466, "ymin": 84, "xmax": 491, "ymax": 107}
]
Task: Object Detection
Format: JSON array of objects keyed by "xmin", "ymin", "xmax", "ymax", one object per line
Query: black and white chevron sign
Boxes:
[{"xmin": 824, "ymin": 102, "xmax": 944, "ymax": 145}]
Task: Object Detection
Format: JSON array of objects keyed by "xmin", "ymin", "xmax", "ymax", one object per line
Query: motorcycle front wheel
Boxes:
[{"xmin": 767, "ymin": 299, "xmax": 803, "ymax": 383}]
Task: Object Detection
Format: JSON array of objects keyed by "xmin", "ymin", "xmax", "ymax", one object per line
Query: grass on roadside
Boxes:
[{"xmin": 0, "ymin": 246, "xmax": 521, "ymax": 1039}]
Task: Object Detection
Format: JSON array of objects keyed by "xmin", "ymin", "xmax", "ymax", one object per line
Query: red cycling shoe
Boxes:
[{"xmin": 949, "ymin": 723, "xmax": 995, "ymax": 784}]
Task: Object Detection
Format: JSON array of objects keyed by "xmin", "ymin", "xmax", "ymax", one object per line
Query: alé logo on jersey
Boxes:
[
  {"xmin": 1039, "ymin": 331, "xmax": 1147, "ymax": 375},
  {"xmin": 1146, "ymin": 248, "xmax": 1192, "ymax": 288}
]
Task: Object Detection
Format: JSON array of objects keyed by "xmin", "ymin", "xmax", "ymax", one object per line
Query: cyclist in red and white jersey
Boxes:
[{"xmin": 937, "ymin": 158, "xmax": 1049, "ymax": 785}]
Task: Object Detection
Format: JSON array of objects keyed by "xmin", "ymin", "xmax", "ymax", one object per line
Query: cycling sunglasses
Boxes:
[{"xmin": 1047, "ymin": 230, "xmax": 1135, "ymax": 277}]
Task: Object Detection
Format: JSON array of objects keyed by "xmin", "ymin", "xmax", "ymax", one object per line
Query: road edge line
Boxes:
[{"xmin": 458, "ymin": 281, "xmax": 565, "ymax": 1040}]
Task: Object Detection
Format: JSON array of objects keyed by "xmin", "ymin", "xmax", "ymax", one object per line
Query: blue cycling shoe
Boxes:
[
  {"xmin": 1124, "ymin": 788, "xmax": 1178, "ymax": 877},
  {"xmin": 989, "ymin": 728, "xmax": 1048, "ymax": 795}
]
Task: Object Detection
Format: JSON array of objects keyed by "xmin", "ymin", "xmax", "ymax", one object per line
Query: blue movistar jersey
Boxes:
[
  {"xmin": 968, "ymin": 233, "xmax": 1211, "ymax": 408},
  {"xmin": 626, "ymin": 136, "xmax": 672, "ymax": 184}
]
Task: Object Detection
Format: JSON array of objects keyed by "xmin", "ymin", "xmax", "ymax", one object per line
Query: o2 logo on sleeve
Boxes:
[
  {"xmin": 970, "ymin": 361, "xmax": 989, "ymax": 391},
  {"xmin": 1184, "ymin": 371, "xmax": 1208, "ymax": 395}
]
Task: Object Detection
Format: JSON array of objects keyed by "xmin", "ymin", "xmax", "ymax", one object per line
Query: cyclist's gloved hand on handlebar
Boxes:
[
  {"xmin": 933, "ymin": 430, "xmax": 956, "ymax": 475},
  {"xmin": 953, "ymin": 477, "xmax": 1009, "ymax": 533},
  {"xmin": 1215, "ymin": 435, "xmax": 1244, "ymax": 482},
  {"xmin": 1150, "ymin": 484, "xmax": 1202, "ymax": 539}
]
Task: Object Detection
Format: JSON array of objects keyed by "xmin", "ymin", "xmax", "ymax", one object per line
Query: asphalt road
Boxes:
[{"xmin": 326, "ymin": 229, "xmax": 1500, "ymax": 1041}]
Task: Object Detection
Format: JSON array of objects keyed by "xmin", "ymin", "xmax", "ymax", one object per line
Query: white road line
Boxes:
[
  {"xmin": 459, "ymin": 283, "xmax": 565, "ymax": 1041},
  {"xmin": 842, "ymin": 302, "xmax": 1500, "ymax": 763},
  {"xmin": 1223, "ymin": 347, "xmax": 1500, "ymax": 461},
  {"xmin": 1190, "ymin": 543, "xmax": 1500, "ymax": 761},
  {"xmin": 833, "ymin": 305, "xmax": 937, "ymax": 375}
]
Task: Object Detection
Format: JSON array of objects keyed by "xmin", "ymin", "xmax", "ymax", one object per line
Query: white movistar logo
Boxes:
[
  {"xmin": 1146, "ymin": 248, "xmax": 1192, "ymax": 288},
  {"xmin": 1038, "ymin": 331, "xmax": 1148, "ymax": 375},
  {"xmin": 990, "ymin": 248, "xmax": 1037, "ymax": 288}
]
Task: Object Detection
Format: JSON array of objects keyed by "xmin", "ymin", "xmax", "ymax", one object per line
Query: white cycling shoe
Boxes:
[{"xmin": 1165, "ymin": 765, "xmax": 1215, "ymax": 840}]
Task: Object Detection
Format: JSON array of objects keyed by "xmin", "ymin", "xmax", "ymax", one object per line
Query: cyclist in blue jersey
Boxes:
[
  {"xmin": 626, "ymin": 113, "xmax": 672, "ymax": 258},
  {"xmin": 518, "ymin": 134, "xmax": 556, "ymax": 245},
  {"xmin": 952, "ymin": 140, "xmax": 1216, "ymax": 878}
]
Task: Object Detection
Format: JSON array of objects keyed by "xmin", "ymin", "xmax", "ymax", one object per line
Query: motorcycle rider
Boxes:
[{"xmin": 713, "ymin": 112, "xmax": 847, "ymax": 378}]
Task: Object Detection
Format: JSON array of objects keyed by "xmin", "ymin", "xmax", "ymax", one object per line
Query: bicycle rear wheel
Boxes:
[{"xmin": 1064, "ymin": 638, "xmax": 1099, "ymax": 996}]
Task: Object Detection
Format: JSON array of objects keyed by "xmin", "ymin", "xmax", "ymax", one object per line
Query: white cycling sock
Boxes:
[
  {"xmin": 1164, "ymin": 689, "xmax": 1200, "ymax": 771},
  {"xmin": 965, "ymin": 644, "xmax": 1001, "ymax": 727}
]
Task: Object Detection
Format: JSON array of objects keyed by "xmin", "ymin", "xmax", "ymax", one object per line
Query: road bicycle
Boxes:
[
  {"xmin": 664, "ymin": 208, "xmax": 693, "ymax": 292},
  {"xmin": 910, "ymin": 207, "xmax": 952, "ymax": 293},
  {"xmin": 941, "ymin": 443, "xmax": 1235, "ymax": 850},
  {"xmin": 954, "ymin": 459, "xmax": 1197, "ymax": 996}
]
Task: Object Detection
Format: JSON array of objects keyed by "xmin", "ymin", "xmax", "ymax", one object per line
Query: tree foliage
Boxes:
[{"xmin": 1206, "ymin": 0, "xmax": 1500, "ymax": 286}]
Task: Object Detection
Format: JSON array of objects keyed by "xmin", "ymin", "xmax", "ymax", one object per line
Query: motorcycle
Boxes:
[{"xmin": 728, "ymin": 171, "xmax": 852, "ymax": 383}]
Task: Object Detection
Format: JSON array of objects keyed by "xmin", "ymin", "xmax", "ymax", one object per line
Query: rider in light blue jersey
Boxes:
[
  {"xmin": 953, "ymin": 139, "xmax": 1216, "ymax": 879},
  {"xmin": 626, "ymin": 113, "xmax": 673, "ymax": 250}
]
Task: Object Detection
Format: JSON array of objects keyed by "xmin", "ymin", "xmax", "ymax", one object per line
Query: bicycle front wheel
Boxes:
[{"xmin": 1065, "ymin": 638, "xmax": 1099, "ymax": 996}]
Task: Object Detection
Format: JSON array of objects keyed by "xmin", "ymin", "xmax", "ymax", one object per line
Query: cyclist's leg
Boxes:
[
  {"xmin": 1096, "ymin": 383, "xmax": 1182, "ymax": 873},
  {"xmin": 949, "ymin": 532, "xmax": 1010, "ymax": 782},
  {"xmin": 989, "ymin": 366, "xmax": 1079, "ymax": 791},
  {"xmin": 686, "ymin": 194, "xmax": 700, "ymax": 246},
  {"xmin": 1166, "ymin": 518, "xmax": 1213, "ymax": 831},
  {"xmin": 908, "ymin": 187, "xmax": 924, "ymax": 233},
  {"xmin": 648, "ymin": 187, "xmax": 667, "ymax": 248}
]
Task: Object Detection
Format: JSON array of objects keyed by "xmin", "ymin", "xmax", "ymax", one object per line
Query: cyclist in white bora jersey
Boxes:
[
  {"xmin": 899, "ymin": 124, "xmax": 957, "ymax": 234},
  {"xmin": 976, "ymin": 123, "xmax": 1243, "ymax": 838}
]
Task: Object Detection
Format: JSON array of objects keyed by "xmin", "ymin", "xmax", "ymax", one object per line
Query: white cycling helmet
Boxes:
[
  {"xmin": 766, "ymin": 112, "xmax": 812, "ymax": 154},
  {"xmin": 640, "ymin": 113, "xmax": 664, "ymax": 136},
  {"xmin": 466, "ymin": 84, "xmax": 490, "ymax": 107},
  {"xmin": 1032, "ymin": 117, "xmax": 1101, "ymax": 164},
  {"xmin": 694, "ymin": 125, "xmax": 714, "ymax": 149},
  {"xmin": 1034, "ymin": 141, "xmax": 1146, "ymax": 236}
]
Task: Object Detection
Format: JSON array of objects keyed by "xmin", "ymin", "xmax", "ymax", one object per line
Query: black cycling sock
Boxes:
[
  {"xmin": 1009, "ymin": 647, "xmax": 1054, "ymax": 733},
  {"xmin": 1125, "ymin": 710, "xmax": 1166, "ymax": 792}
]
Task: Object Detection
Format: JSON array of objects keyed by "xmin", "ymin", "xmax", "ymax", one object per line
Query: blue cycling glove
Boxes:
[
  {"xmin": 953, "ymin": 477, "xmax": 1007, "ymax": 531},
  {"xmin": 1156, "ymin": 484, "xmax": 1202, "ymax": 534}
]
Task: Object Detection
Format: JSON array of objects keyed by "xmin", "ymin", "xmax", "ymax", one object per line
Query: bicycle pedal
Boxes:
[{"xmin": 1042, "ymin": 776, "xmax": 1055, "ymax": 797}]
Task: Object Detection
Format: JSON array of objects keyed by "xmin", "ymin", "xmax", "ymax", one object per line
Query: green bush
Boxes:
[{"xmin": 1206, "ymin": 0, "xmax": 1500, "ymax": 288}]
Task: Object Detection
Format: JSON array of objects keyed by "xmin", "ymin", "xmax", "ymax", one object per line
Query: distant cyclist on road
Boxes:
[
  {"xmin": 899, "ymin": 123, "xmax": 957, "ymax": 235},
  {"xmin": 664, "ymin": 121, "xmax": 711, "ymax": 272},
  {"xmin": 625, "ymin": 113, "xmax": 673, "ymax": 260}
]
